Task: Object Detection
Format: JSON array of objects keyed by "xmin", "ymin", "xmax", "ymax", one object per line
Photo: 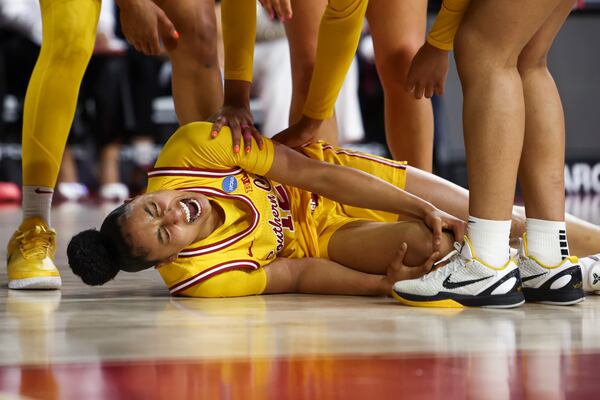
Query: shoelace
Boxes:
[
  {"xmin": 16, "ymin": 225, "xmax": 55, "ymax": 260},
  {"xmin": 423, "ymin": 242, "xmax": 467, "ymax": 281}
]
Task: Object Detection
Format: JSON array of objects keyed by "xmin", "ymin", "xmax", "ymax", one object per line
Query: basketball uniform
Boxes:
[{"xmin": 148, "ymin": 122, "xmax": 407, "ymax": 298}]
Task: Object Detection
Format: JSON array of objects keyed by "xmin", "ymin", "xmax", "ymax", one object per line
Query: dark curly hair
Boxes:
[{"xmin": 67, "ymin": 203, "xmax": 159, "ymax": 286}]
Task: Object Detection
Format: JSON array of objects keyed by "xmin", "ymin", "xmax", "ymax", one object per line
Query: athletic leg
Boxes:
[
  {"xmin": 328, "ymin": 219, "xmax": 454, "ymax": 275},
  {"xmin": 366, "ymin": 0, "xmax": 434, "ymax": 170},
  {"xmin": 8, "ymin": 0, "xmax": 101, "ymax": 289},
  {"xmin": 404, "ymin": 165, "xmax": 600, "ymax": 257},
  {"xmin": 161, "ymin": 0, "xmax": 222, "ymax": 124}
]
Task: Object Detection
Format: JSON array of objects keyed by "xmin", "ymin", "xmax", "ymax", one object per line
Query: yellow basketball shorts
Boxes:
[{"xmin": 301, "ymin": 142, "xmax": 408, "ymax": 258}]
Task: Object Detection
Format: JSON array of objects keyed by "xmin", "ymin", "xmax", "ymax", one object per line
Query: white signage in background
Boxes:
[
  {"xmin": 564, "ymin": 163, "xmax": 600, "ymax": 194},
  {"xmin": 565, "ymin": 195, "xmax": 600, "ymax": 225}
]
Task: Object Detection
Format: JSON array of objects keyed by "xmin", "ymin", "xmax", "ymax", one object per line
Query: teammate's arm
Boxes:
[
  {"xmin": 210, "ymin": 0, "xmax": 263, "ymax": 154},
  {"xmin": 405, "ymin": 0, "xmax": 471, "ymax": 99},
  {"xmin": 264, "ymin": 244, "xmax": 436, "ymax": 296},
  {"xmin": 116, "ymin": 0, "xmax": 179, "ymax": 55},
  {"xmin": 272, "ymin": 0, "xmax": 369, "ymax": 148},
  {"xmin": 265, "ymin": 141, "xmax": 466, "ymax": 252}
]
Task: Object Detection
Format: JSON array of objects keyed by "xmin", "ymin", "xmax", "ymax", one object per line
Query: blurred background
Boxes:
[{"xmin": 0, "ymin": 0, "xmax": 598, "ymax": 222}]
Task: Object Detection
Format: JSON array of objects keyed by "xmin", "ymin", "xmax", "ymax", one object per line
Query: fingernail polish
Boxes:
[
  {"xmin": 234, "ymin": 145, "xmax": 240, "ymax": 153},
  {"xmin": 245, "ymin": 147, "xmax": 251, "ymax": 153}
]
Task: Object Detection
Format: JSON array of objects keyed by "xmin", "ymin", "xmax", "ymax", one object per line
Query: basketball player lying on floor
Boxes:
[{"xmin": 67, "ymin": 122, "xmax": 600, "ymax": 300}]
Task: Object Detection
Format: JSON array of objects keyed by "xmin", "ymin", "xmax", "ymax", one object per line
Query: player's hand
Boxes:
[
  {"xmin": 422, "ymin": 207, "xmax": 466, "ymax": 253},
  {"xmin": 258, "ymin": 0, "xmax": 293, "ymax": 21},
  {"xmin": 384, "ymin": 243, "xmax": 438, "ymax": 289},
  {"xmin": 272, "ymin": 116, "xmax": 322, "ymax": 149},
  {"xmin": 405, "ymin": 42, "xmax": 449, "ymax": 99},
  {"xmin": 117, "ymin": 0, "xmax": 179, "ymax": 55},
  {"xmin": 209, "ymin": 106, "xmax": 264, "ymax": 154}
]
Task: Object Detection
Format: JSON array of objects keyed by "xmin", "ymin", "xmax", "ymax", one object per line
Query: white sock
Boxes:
[
  {"xmin": 467, "ymin": 216, "xmax": 511, "ymax": 267},
  {"xmin": 526, "ymin": 218, "xmax": 568, "ymax": 265},
  {"xmin": 22, "ymin": 186, "xmax": 54, "ymax": 226}
]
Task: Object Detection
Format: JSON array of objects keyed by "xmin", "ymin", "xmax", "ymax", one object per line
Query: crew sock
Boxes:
[
  {"xmin": 526, "ymin": 218, "xmax": 568, "ymax": 266},
  {"xmin": 22, "ymin": 186, "xmax": 53, "ymax": 226},
  {"xmin": 467, "ymin": 216, "xmax": 512, "ymax": 267}
]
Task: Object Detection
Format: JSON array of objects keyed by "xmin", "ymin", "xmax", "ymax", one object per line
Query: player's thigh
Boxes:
[
  {"xmin": 366, "ymin": 0, "xmax": 427, "ymax": 76},
  {"xmin": 455, "ymin": 0, "xmax": 566, "ymax": 72},
  {"xmin": 327, "ymin": 220, "xmax": 441, "ymax": 275},
  {"xmin": 518, "ymin": 0, "xmax": 574, "ymax": 71}
]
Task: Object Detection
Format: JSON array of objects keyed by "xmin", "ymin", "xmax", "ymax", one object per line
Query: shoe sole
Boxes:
[
  {"xmin": 392, "ymin": 290, "xmax": 525, "ymax": 309},
  {"xmin": 8, "ymin": 276, "xmax": 62, "ymax": 290},
  {"xmin": 522, "ymin": 265, "xmax": 585, "ymax": 306},
  {"xmin": 522, "ymin": 287, "xmax": 585, "ymax": 305}
]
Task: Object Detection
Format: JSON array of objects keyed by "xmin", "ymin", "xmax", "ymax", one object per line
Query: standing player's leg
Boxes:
[
  {"xmin": 7, "ymin": 0, "xmax": 101, "ymax": 289},
  {"xmin": 404, "ymin": 166, "xmax": 600, "ymax": 258},
  {"xmin": 366, "ymin": 0, "xmax": 434, "ymax": 170},
  {"xmin": 284, "ymin": 0, "xmax": 338, "ymax": 144},
  {"xmin": 394, "ymin": 0, "xmax": 578, "ymax": 307},
  {"xmin": 514, "ymin": 0, "xmax": 583, "ymax": 304},
  {"xmin": 161, "ymin": 0, "xmax": 222, "ymax": 124}
]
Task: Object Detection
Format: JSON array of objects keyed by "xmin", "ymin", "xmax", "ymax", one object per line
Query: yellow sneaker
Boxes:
[{"xmin": 6, "ymin": 217, "xmax": 61, "ymax": 289}]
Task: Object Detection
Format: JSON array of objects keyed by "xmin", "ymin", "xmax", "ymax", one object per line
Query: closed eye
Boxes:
[{"xmin": 159, "ymin": 226, "xmax": 170, "ymax": 245}]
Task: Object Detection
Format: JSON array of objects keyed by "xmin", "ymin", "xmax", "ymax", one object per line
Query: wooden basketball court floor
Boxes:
[{"xmin": 1, "ymin": 202, "xmax": 600, "ymax": 400}]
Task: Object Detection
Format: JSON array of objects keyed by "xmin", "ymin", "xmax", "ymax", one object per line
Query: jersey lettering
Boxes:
[
  {"xmin": 253, "ymin": 176, "xmax": 272, "ymax": 192},
  {"xmin": 274, "ymin": 184, "xmax": 291, "ymax": 211}
]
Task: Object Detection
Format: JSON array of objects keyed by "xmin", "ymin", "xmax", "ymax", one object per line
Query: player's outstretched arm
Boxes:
[
  {"xmin": 263, "ymin": 243, "xmax": 437, "ymax": 296},
  {"xmin": 265, "ymin": 141, "xmax": 466, "ymax": 253}
]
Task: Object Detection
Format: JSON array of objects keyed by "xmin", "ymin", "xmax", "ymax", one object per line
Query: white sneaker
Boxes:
[
  {"xmin": 579, "ymin": 254, "xmax": 600, "ymax": 294},
  {"xmin": 99, "ymin": 182, "xmax": 130, "ymax": 202},
  {"xmin": 56, "ymin": 182, "xmax": 88, "ymax": 202},
  {"xmin": 392, "ymin": 238, "xmax": 525, "ymax": 308},
  {"xmin": 518, "ymin": 236, "xmax": 585, "ymax": 305}
]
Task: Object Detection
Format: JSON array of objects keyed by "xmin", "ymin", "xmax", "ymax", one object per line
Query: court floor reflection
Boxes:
[{"xmin": 1, "ymin": 202, "xmax": 600, "ymax": 399}]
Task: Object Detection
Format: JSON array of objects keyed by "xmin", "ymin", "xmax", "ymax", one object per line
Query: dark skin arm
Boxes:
[{"xmin": 209, "ymin": 80, "xmax": 264, "ymax": 154}]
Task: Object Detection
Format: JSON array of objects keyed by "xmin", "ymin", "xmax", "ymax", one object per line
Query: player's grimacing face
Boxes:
[{"xmin": 120, "ymin": 190, "xmax": 216, "ymax": 263}]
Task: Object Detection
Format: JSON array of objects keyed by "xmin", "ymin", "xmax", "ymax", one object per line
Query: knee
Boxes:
[
  {"xmin": 454, "ymin": 25, "xmax": 517, "ymax": 81},
  {"xmin": 517, "ymin": 45, "xmax": 548, "ymax": 76},
  {"xmin": 44, "ymin": 24, "xmax": 95, "ymax": 67},
  {"xmin": 172, "ymin": 15, "xmax": 218, "ymax": 67},
  {"xmin": 376, "ymin": 41, "xmax": 422, "ymax": 84}
]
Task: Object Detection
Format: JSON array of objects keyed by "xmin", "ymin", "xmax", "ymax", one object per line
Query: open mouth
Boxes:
[{"xmin": 179, "ymin": 199, "xmax": 202, "ymax": 223}]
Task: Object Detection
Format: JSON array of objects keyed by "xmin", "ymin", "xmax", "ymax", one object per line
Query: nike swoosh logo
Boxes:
[
  {"xmin": 442, "ymin": 274, "xmax": 493, "ymax": 289},
  {"xmin": 521, "ymin": 272, "xmax": 547, "ymax": 283},
  {"xmin": 35, "ymin": 188, "xmax": 54, "ymax": 194}
]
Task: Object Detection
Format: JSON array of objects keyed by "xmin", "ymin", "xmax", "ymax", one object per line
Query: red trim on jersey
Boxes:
[
  {"xmin": 170, "ymin": 259, "xmax": 260, "ymax": 294},
  {"xmin": 175, "ymin": 187, "xmax": 260, "ymax": 257},
  {"xmin": 321, "ymin": 145, "xmax": 406, "ymax": 170},
  {"xmin": 148, "ymin": 166, "xmax": 242, "ymax": 178}
]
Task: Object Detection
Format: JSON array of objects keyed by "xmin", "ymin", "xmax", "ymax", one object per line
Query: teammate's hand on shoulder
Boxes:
[
  {"xmin": 258, "ymin": 0, "xmax": 293, "ymax": 21},
  {"xmin": 209, "ymin": 106, "xmax": 263, "ymax": 154},
  {"xmin": 272, "ymin": 115, "xmax": 322, "ymax": 149},
  {"xmin": 117, "ymin": 0, "xmax": 178, "ymax": 55},
  {"xmin": 422, "ymin": 207, "xmax": 466, "ymax": 253},
  {"xmin": 405, "ymin": 42, "xmax": 449, "ymax": 99},
  {"xmin": 384, "ymin": 243, "xmax": 437, "ymax": 291}
]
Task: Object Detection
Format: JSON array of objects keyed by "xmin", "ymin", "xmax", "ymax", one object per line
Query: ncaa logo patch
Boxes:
[{"xmin": 222, "ymin": 176, "xmax": 238, "ymax": 193}]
